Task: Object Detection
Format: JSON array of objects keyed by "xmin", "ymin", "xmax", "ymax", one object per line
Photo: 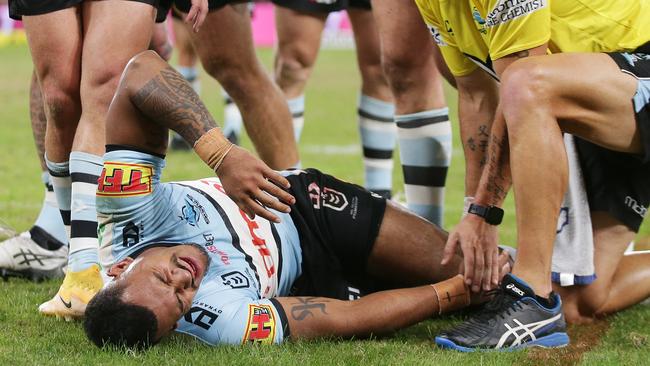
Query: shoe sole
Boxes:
[
  {"xmin": 435, "ymin": 332, "xmax": 570, "ymax": 352},
  {"xmin": 0, "ymin": 267, "xmax": 64, "ymax": 282}
]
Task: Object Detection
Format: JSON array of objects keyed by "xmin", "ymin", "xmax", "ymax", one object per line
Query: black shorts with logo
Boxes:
[
  {"xmin": 284, "ymin": 168, "xmax": 386, "ymax": 300},
  {"xmin": 9, "ymin": 0, "xmax": 157, "ymax": 20},
  {"xmin": 576, "ymin": 136, "xmax": 650, "ymax": 232},
  {"xmin": 272, "ymin": 0, "xmax": 371, "ymax": 14}
]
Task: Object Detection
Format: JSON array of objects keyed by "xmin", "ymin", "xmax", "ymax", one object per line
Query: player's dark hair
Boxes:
[{"xmin": 84, "ymin": 283, "xmax": 158, "ymax": 349}]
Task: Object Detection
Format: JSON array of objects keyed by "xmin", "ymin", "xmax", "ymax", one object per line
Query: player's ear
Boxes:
[{"xmin": 107, "ymin": 257, "xmax": 135, "ymax": 278}]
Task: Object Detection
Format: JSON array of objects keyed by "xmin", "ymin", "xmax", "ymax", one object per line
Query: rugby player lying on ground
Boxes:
[{"xmin": 83, "ymin": 50, "xmax": 511, "ymax": 348}]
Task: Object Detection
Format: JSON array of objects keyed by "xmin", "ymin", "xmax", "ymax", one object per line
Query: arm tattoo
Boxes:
[
  {"xmin": 290, "ymin": 297, "xmax": 330, "ymax": 321},
  {"xmin": 29, "ymin": 74, "xmax": 47, "ymax": 169},
  {"xmin": 485, "ymin": 133, "xmax": 510, "ymax": 203},
  {"xmin": 131, "ymin": 67, "xmax": 218, "ymax": 145}
]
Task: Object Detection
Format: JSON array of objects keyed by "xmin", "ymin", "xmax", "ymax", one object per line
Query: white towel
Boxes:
[{"xmin": 551, "ymin": 134, "xmax": 596, "ymax": 286}]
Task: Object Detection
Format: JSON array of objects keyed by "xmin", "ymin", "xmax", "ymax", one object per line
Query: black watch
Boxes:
[{"xmin": 468, "ymin": 203, "xmax": 504, "ymax": 225}]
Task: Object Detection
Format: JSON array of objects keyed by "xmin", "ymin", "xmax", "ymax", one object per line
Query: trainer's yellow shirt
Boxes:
[{"xmin": 415, "ymin": 0, "xmax": 650, "ymax": 77}]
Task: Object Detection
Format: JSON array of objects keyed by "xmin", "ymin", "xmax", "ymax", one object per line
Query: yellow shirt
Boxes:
[{"xmin": 415, "ymin": 0, "xmax": 650, "ymax": 77}]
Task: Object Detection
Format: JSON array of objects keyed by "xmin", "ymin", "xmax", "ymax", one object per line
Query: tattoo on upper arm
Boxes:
[
  {"xmin": 131, "ymin": 67, "xmax": 218, "ymax": 145},
  {"xmin": 289, "ymin": 297, "xmax": 330, "ymax": 321}
]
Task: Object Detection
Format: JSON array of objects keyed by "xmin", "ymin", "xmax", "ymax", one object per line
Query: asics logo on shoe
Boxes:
[
  {"xmin": 506, "ymin": 283, "xmax": 525, "ymax": 296},
  {"xmin": 13, "ymin": 249, "xmax": 63, "ymax": 266},
  {"xmin": 496, "ymin": 313, "xmax": 563, "ymax": 348},
  {"xmin": 59, "ymin": 295, "xmax": 73, "ymax": 309}
]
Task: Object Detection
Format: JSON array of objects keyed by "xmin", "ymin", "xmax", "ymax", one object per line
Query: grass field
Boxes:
[{"xmin": 1, "ymin": 43, "xmax": 649, "ymax": 365}]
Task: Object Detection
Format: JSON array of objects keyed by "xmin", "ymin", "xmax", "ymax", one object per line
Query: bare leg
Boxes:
[
  {"xmin": 23, "ymin": 8, "xmax": 82, "ymax": 163},
  {"xmin": 188, "ymin": 4, "xmax": 299, "ymax": 169},
  {"xmin": 367, "ymin": 201, "xmax": 459, "ymax": 286},
  {"xmin": 558, "ymin": 213, "xmax": 650, "ymax": 323},
  {"xmin": 500, "ymin": 53, "xmax": 641, "ymax": 296},
  {"xmin": 29, "ymin": 72, "xmax": 47, "ymax": 170},
  {"xmin": 371, "ymin": 0, "xmax": 451, "ymax": 225}
]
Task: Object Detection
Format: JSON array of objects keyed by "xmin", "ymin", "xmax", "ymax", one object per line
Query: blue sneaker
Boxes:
[{"xmin": 436, "ymin": 274, "xmax": 569, "ymax": 351}]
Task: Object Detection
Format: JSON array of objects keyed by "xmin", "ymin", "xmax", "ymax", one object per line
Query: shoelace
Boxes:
[{"xmin": 447, "ymin": 289, "xmax": 523, "ymax": 339}]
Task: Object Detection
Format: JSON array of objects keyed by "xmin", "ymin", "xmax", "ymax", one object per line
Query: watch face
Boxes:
[{"xmin": 486, "ymin": 207, "xmax": 504, "ymax": 225}]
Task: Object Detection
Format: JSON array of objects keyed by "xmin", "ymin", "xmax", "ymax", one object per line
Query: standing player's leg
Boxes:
[
  {"xmin": 347, "ymin": 6, "xmax": 395, "ymax": 199},
  {"xmin": 169, "ymin": 13, "xmax": 200, "ymax": 150},
  {"xmin": 38, "ymin": 0, "xmax": 156, "ymax": 319},
  {"xmin": 273, "ymin": 4, "xmax": 328, "ymax": 142},
  {"xmin": 371, "ymin": 0, "xmax": 451, "ymax": 225},
  {"xmin": 182, "ymin": 3, "xmax": 299, "ymax": 169},
  {"xmin": 499, "ymin": 53, "xmax": 642, "ymax": 297},
  {"xmin": 0, "ymin": 72, "xmax": 68, "ymax": 281}
]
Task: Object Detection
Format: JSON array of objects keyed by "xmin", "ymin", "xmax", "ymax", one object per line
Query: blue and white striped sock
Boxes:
[
  {"xmin": 68, "ymin": 151, "xmax": 102, "ymax": 272},
  {"xmin": 222, "ymin": 89, "xmax": 243, "ymax": 144},
  {"xmin": 31, "ymin": 171, "xmax": 67, "ymax": 249},
  {"xmin": 288, "ymin": 95, "xmax": 305, "ymax": 142},
  {"xmin": 45, "ymin": 156, "xmax": 71, "ymax": 242},
  {"xmin": 358, "ymin": 94, "xmax": 396, "ymax": 198},
  {"xmin": 396, "ymin": 108, "xmax": 452, "ymax": 226}
]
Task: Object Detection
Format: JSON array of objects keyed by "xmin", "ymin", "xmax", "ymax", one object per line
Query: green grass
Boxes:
[{"xmin": 0, "ymin": 43, "xmax": 648, "ymax": 365}]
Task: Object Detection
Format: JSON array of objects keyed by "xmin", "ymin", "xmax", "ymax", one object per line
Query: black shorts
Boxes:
[
  {"xmin": 9, "ymin": 0, "xmax": 157, "ymax": 20},
  {"xmin": 272, "ymin": 0, "xmax": 371, "ymax": 14},
  {"xmin": 608, "ymin": 52, "xmax": 650, "ymax": 164},
  {"xmin": 575, "ymin": 137, "xmax": 650, "ymax": 232},
  {"xmin": 284, "ymin": 168, "xmax": 386, "ymax": 300}
]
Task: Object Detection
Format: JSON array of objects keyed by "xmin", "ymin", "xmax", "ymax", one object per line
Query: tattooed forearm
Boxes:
[
  {"xmin": 29, "ymin": 72, "xmax": 47, "ymax": 170},
  {"xmin": 290, "ymin": 297, "xmax": 330, "ymax": 321},
  {"xmin": 131, "ymin": 67, "xmax": 218, "ymax": 145},
  {"xmin": 484, "ymin": 131, "xmax": 511, "ymax": 204}
]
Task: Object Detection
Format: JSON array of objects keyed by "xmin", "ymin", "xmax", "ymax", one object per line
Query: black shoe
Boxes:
[{"xmin": 435, "ymin": 274, "xmax": 569, "ymax": 351}]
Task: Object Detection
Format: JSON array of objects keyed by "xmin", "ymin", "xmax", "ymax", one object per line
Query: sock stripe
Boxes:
[
  {"xmin": 46, "ymin": 183, "xmax": 54, "ymax": 192},
  {"xmin": 358, "ymin": 109, "xmax": 393, "ymax": 123},
  {"xmin": 291, "ymin": 111, "xmax": 304, "ymax": 118},
  {"xmin": 70, "ymin": 220, "xmax": 98, "ymax": 238},
  {"xmin": 396, "ymin": 115, "xmax": 449, "ymax": 129},
  {"xmin": 402, "ymin": 165, "xmax": 448, "ymax": 187},
  {"xmin": 48, "ymin": 168, "xmax": 70, "ymax": 178},
  {"xmin": 59, "ymin": 210, "xmax": 71, "ymax": 225},
  {"xmin": 71, "ymin": 172, "xmax": 100, "ymax": 185},
  {"xmin": 363, "ymin": 147, "xmax": 393, "ymax": 160}
]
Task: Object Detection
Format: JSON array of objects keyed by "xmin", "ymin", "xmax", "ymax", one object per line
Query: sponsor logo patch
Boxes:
[
  {"xmin": 97, "ymin": 162, "xmax": 153, "ymax": 197},
  {"xmin": 486, "ymin": 0, "xmax": 546, "ymax": 28},
  {"xmin": 242, "ymin": 304, "xmax": 277, "ymax": 344},
  {"xmin": 184, "ymin": 303, "xmax": 221, "ymax": 330},
  {"xmin": 625, "ymin": 196, "xmax": 647, "ymax": 218},
  {"xmin": 221, "ymin": 271, "xmax": 250, "ymax": 289}
]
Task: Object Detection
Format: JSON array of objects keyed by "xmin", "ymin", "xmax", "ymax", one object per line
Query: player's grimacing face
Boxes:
[{"xmin": 108, "ymin": 244, "xmax": 210, "ymax": 340}]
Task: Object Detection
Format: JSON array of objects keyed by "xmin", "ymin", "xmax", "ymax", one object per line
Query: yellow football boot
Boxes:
[{"xmin": 38, "ymin": 264, "xmax": 103, "ymax": 321}]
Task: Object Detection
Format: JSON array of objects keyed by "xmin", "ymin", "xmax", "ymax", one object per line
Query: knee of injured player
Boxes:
[{"xmin": 84, "ymin": 243, "xmax": 211, "ymax": 348}]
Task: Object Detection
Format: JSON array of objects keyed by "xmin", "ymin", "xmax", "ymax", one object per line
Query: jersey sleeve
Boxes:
[
  {"xmin": 415, "ymin": 0, "xmax": 477, "ymax": 77},
  {"xmin": 177, "ymin": 297, "xmax": 290, "ymax": 345},
  {"xmin": 483, "ymin": 0, "xmax": 551, "ymax": 60}
]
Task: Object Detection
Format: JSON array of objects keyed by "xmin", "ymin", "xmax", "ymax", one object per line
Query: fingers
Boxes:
[
  {"xmin": 491, "ymin": 250, "xmax": 500, "ymax": 287},
  {"xmin": 260, "ymin": 177, "xmax": 295, "ymax": 206},
  {"xmin": 255, "ymin": 189, "xmax": 290, "ymax": 216},
  {"xmin": 185, "ymin": 6, "xmax": 198, "ymax": 30},
  {"xmin": 463, "ymin": 245, "xmax": 475, "ymax": 288},
  {"xmin": 483, "ymin": 249, "xmax": 493, "ymax": 291},
  {"xmin": 243, "ymin": 196, "xmax": 280, "ymax": 223},
  {"xmin": 441, "ymin": 235, "xmax": 458, "ymax": 266},
  {"xmin": 194, "ymin": 3, "xmax": 208, "ymax": 31},
  {"xmin": 472, "ymin": 247, "xmax": 484, "ymax": 293},
  {"xmin": 264, "ymin": 168, "xmax": 291, "ymax": 190}
]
